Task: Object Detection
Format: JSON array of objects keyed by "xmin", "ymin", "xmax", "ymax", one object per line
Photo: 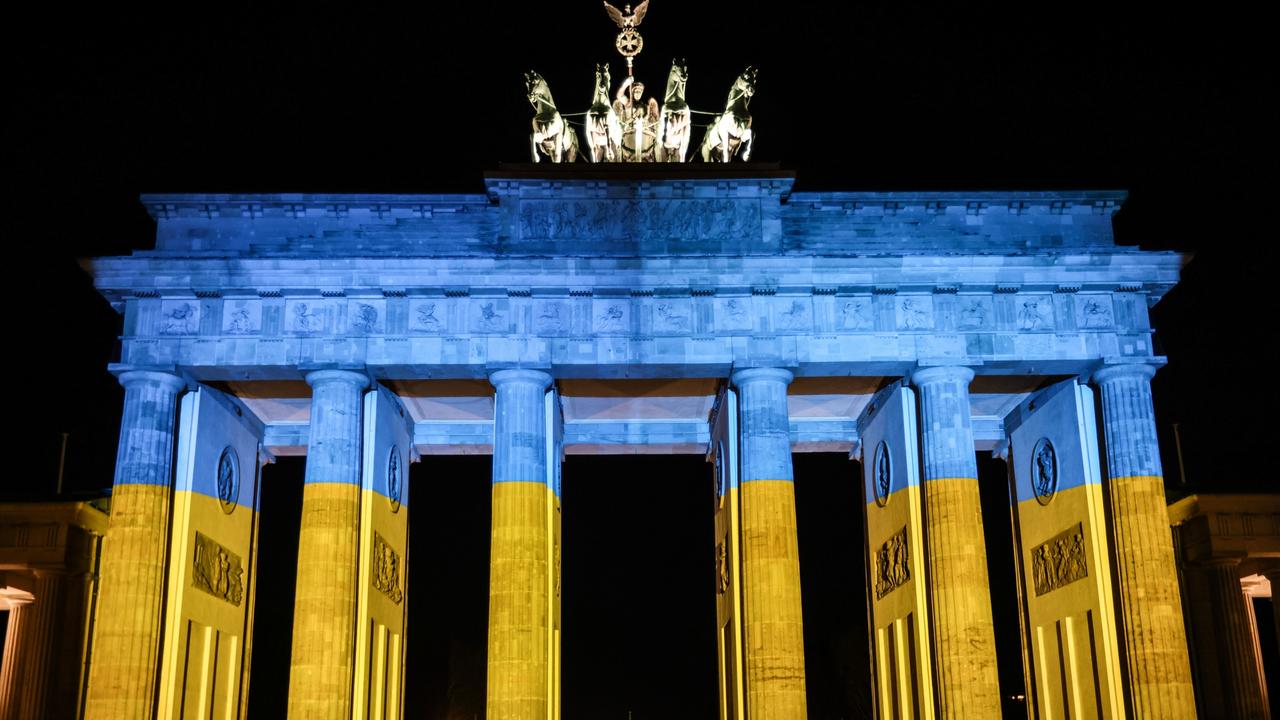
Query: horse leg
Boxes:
[{"xmin": 740, "ymin": 129, "xmax": 753, "ymax": 162}]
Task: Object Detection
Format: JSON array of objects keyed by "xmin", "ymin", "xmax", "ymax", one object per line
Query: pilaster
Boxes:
[
  {"xmin": 1093, "ymin": 362, "xmax": 1196, "ymax": 717},
  {"xmin": 732, "ymin": 368, "xmax": 807, "ymax": 720},
  {"xmin": 911, "ymin": 365, "xmax": 1001, "ymax": 717}
]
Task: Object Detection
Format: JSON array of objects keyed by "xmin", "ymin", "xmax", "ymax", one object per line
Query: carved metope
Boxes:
[
  {"xmin": 875, "ymin": 526, "xmax": 911, "ymax": 600},
  {"xmin": 1031, "ymin": 523, "xmax": 1088, "ymax": 596},
  {"xmin": 372, "ymin": 532, "xmax": 404, "ymax": 605},
  {"xmin": 192, "ymin": 531, "xmax": 244, "ymax": 606}
]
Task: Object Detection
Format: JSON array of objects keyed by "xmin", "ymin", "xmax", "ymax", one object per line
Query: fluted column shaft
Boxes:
[
  {"xmin": 0, "ymin": 597, "xmax": 31, "ymax": 718},
  {"xmin": 911, "ymin": 366, "xmax": 1000, "ymax": 717},
  {"xmin": 486, "ymin": 369, "xmax": 553, "ymax": 720},
  {"xmin": 7, "ymin": 574, "xmax": 64, "ymax": 720},
  {"xmin": 84, "ymin": 370, "xmax": 185, "ymax": 720},
  {"xmin": 287, "ymin": 370, "xmax": 369, "ymax": 720},
  {"xmin": 1092, "ymin": 363, "xmax": 1196, "ymax": 717},
  {"xmin": 732, "ymin": 368, "xmax": 807, "ymax": 720},
  {"xmin": 1205, "ymin": 560, "xmax": 1267, "ymax": 719}
]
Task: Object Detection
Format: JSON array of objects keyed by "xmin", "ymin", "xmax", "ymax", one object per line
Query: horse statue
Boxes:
[
  {"xmin": 656, "ymin": 58, "xmax": 690, "ymax": 162},
  {"xmin": 524, "ymin": 71, "xmax": 578, "ymax": 163},
  {"xmin": 584, "ymin": 63, "xmax": 622, "ymax": 162},
  {"xmin": 698, "ymin": 65, "xmax": 756, "ymax": 162}
]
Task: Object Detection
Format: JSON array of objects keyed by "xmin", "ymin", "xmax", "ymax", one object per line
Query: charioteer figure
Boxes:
[{"xmin": 613, "ymin": 76, "xmax": 659, "ymax": 162}]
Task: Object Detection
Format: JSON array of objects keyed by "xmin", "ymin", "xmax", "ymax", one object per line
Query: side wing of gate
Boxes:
[
  {"xmin": 353, "ymin": 383, "xmax": 417, "ymax": 720},
  {"xmin": 1004, "ymin": 379, "xmax": 1124, "ymax": 720},
  {"xmin": 158, "ymin": 384, "xmax": 266, "ymax": 720},
  {"xmin": 709, "ymin": 384, "xmax": 746, "ymax": 720},
  {"xmin": 545, "ymin": 383, "xmax": 564, "ymax": 720},
  {"xmin": 857, "ymin": 381, "xmax": 933, "ymax": 720}
]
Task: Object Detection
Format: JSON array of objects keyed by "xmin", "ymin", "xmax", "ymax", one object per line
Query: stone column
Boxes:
[
  {"xmin": 1204, "ymin": 559, "xmax": 1267, "ymax": 719},
  {"xmin": 0, "ymin": 593, "xmax": 32, "ymax": 718},
  {"xmin": 732, "ymin": 368, "xmax": 807, "ymax": 720},
  {"xmin": 911, "ymin": 365, "xmax": 1000, "ymax": 717},
  {"xmin": 287, "ymin": 370, "xmax": 369, "ymax": 719},
  {"xmin": 6, "ymin": 573, "xmax": 64, "ymax": 720},
  {"xmin": 1092, "ymin": 363, "xmax": 1196, "ymax": 716},
  {"xmin": 84, "ymin": 370, "xmax": 185, "ymax": 720},
  {"xmin": 486, "ymin": 369, "xmax": 553, "ymax": 720}
]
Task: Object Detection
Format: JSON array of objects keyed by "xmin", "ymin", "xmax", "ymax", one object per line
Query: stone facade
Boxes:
[{"xmin": 61, "ymin": 169, "xmax": 1212, "ymax": 719}]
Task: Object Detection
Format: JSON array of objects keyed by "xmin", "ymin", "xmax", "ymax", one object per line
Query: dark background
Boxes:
[{"xmin": 4, "ymin": 1, "xmax": 1272, "ymax": 717}]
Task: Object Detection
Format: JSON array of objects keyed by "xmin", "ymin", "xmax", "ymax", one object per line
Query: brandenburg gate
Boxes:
[{"xmin": 79, "ymin": 168, "xmax": 1196, "ymax": 718}]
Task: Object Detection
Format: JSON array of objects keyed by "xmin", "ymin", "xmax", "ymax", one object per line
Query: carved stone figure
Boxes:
[
  {"xmin": 1032, "ymin": 437, "xmax": 1057, "ymax": 505},
  {"xmin": 1080, "ymin": 297, "xmax": 1113, "ymax": 328},
  {"xmin": 716, "ymin": 540, "xmax": 729, "ymax": 594},
  {"xmin": 613, "ymin": 75, "xmax": 659, "ymax": 162},
  {"xmin": 525, "ymin": 70, "xmax": 579, "ymax": 163},
  {"xmin": 874, "ymin": 526, "xmax": 911, "ymax": 599},
  {"xmin": 372, "ymin": 532, "xmax": 404, "ymax": 604},
  {"xmin": 387, "ymin": 446, "xmax": 402, "ymax": 512},
  {"xmin": 161, "ymin": 302, "xmax": 198, "ymax": 335},
  {"xmin": 351, "ymin": 303, "xmax": 378, "ymax": 333},
  {"xmin": 699, "ymin": 66, "xmax": 756, "ymax": 162},
  {"xmin": 415, "ymin": 302, "xmax": 441, "ymax": 330},
  {"xmin": 1031, "ymin": 523, "xmax": 1088, "ymax": 595},
  {"xmin": 216, "ymin": 446, "xmax": 238, "ymax": 514},
  {"xmin": 193, "ymin": 531, "xmax": 243, "ymax": 605},
  {"xmin": 874, "ymin": 441, "xmax": 892, "ymax": 506},
  {"xmin": 1018, "ymin": 298, "xmax": 1050, "ymax": 330}
]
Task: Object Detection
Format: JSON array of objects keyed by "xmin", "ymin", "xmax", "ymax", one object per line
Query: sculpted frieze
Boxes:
[
  {"xmin": 1015, "ymin": 295, "xmax": 1055, "ymax": 332},
  {"xmin": 592, "ymin": 299, "xmax": 631, "ymax": 334},
  {"xmin": 372, "ymin": 532, "xmax": 404, "ymax": 604},
  {"xmin": 1074, "ymin": 294, "xmax": 1115, "ymax": 330},
  {"xmin": 1031, "ymin": 523, "xmax": 1088, "ymax": 596},
  {"xmin": 533, "ymin": 300, "xmax": 571, "ymax": 335},
  {"xmin": 192, "ymin": 531, "xmax": 244, "ymax": 605},
  {"xmin": 408, "ymin": 299, "xmax": 447, "ymax": 333},
  {"xmin": 895, "ymin": 296, "xmax": 934, "ymax": 331},
  {"xmin": 469, "ymin": 299, "xmax": 512, "ymax": 334},
  {"xmin": 956, "ymin": 296, "xmax": 994, "ymax": 331},
  {"xmin": 517, "ymin": 199, "xmax": 761, "ymax": 242},
  {"xmin": 222, "ymin": 299, "xmax": 263, "ymax": 335},
  {"xmin": 772, "ymin": 298, "xmax": 813, "ymax": 332},
  {"xmin": 653, "ymin": 300, "xmax": 693, "ymax": 334},
  {"xmin": 129, "ymin": 291, "xmax": 1140, "ymax": 353},
  {"xmin": 713, "ymin": 297, "xmax": 753, "ymax": 332},
  {"xmin": 284, "ymin": 299, "xmax": 339, "ymax": 335},
  {"xmin": 160, "ymin": 300, "xmax": 201, "ymax": 336},
  {"xmin": 348, "ymin": 299, "xmax": 386, "ymax": 335},
  {"xmin": 836, "ymin": 298, "xmax": 874, "ymax": 331},
  {"xmin": 874, "ymin": 526, "xmax": 911, "ymax": 600}
]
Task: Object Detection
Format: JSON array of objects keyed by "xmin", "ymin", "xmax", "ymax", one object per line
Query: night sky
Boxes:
[{"xmin": 6, "ymin": 1, "xmax": 1271, "ymax": 717}]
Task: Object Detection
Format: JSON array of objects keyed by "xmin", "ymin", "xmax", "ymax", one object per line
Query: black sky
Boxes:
[{"xmin": 4, "ymin": 1, "xmax": 1273, "ymax": 716}]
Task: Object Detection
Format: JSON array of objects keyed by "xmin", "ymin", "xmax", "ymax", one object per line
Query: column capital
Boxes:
[
  {"xmin": 304, "ymin": 369, "xmax": 369, "ymax": 390},
  {"xmin": 117, "ymin": 370, "xmax": 185, "ymax": 393},
  {"xmin": 731, "ymin": 367, "xmax": 793, "ymax": 388},
  {"xmin": 911, "ymin": 365, "xmax": 975, "ymax": 387},
  {"xmin": 488, "ymin": 368, "xmax": 552, "ymax": 390},
  {"xmin": 1092, "ymin": 362, "xmax": 1159, "ymax": 386}
]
